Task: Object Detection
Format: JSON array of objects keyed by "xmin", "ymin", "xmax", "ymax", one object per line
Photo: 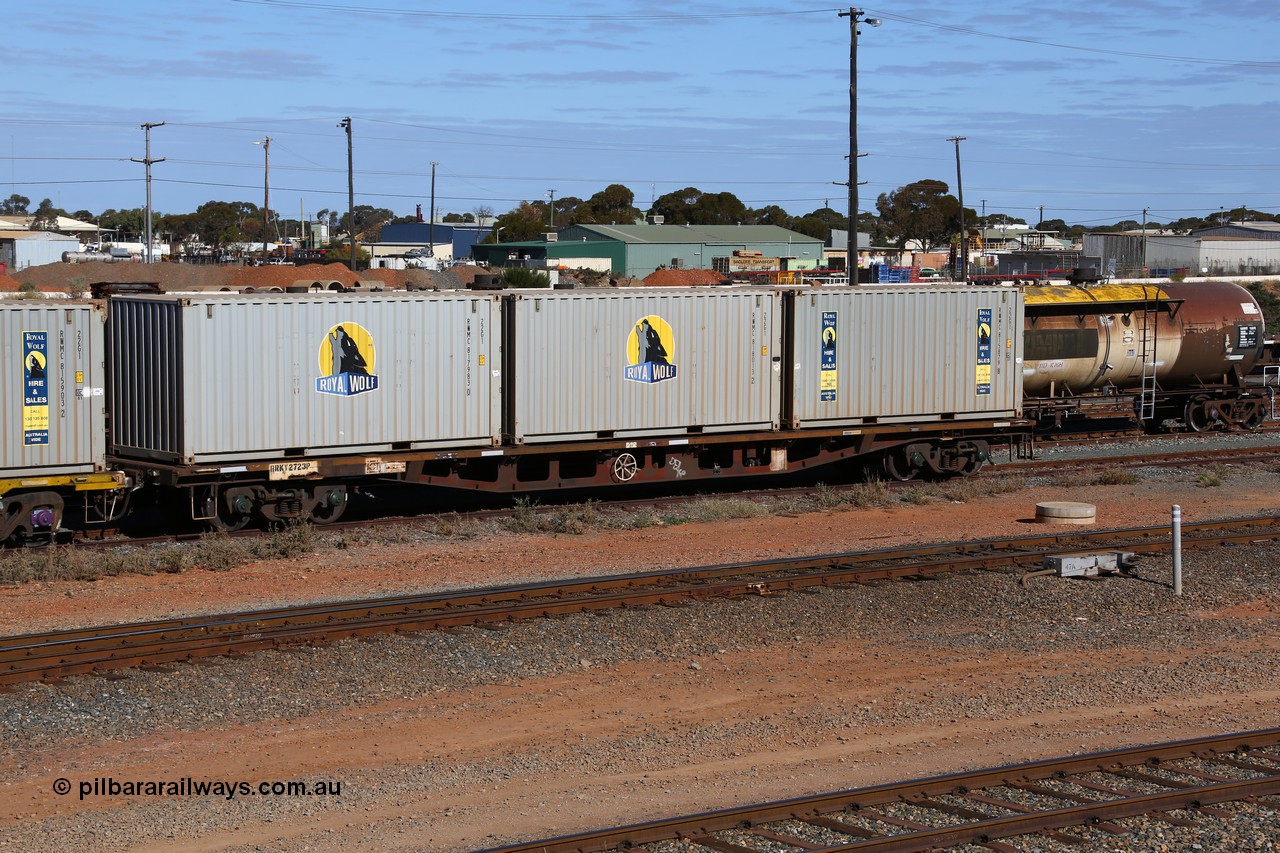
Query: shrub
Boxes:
[{"xmin": 500, "ymin": 267, "xmax": 551, "ymax": 289}]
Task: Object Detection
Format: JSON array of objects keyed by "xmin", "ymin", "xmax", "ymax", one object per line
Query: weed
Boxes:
[
  {"xmin": 939, "ymin": 478, "xmax": 985, "ymax": 503},
  {"xmin": 1197, "ymin": 471, "xmax": 1223, "ymax": 488},
  {"xmin": 846, "ymin": 479, "xmax": 890, "ymax": 508},
  {"xmin": 1094, "ymin": 470, "xmax": 1139, "ymax": 486},
  {"xmin": 188, "ymin": 533, "xmax": 252, "ymax": 572},
  {"xmin": 255, "ymin": 518, "xmax": 317, "ymax": 558},
  {"xmin": 1049, "ymin": 471, "xmax": 1093, "ymax": 488},
  {"xmin": 682, "ymin": 497, "xmax": 768, "ymax": 523},
  {"xmin": 898, "ymin": 485, "xmax": 937, "ymax": 505},
  {"xmin": 813, "ymin": 482, "xmax": 844, "ymax": 509},
  {"xmin": 505, "ymin": 497, "xmax": 544, "ymax": 533}
]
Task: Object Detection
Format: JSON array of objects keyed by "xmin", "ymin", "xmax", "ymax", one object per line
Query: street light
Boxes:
[
  {"xmin": 338, "ymin": 117, "xmax": 356, "ymax": 271},
  {"xmin": 252, "ymin": 136, "xmax": 270, "ymax": 264},
  {"xmin": 837, "ymin": 7, "xmax": 880, "ymax": 279},
  {"xmin": 947, "ymin": 135, "xmax": 967, "ymax": 282}
]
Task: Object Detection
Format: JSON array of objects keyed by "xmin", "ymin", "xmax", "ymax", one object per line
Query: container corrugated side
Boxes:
[
  {"xmin": 788, "ymin": 287, "xmax": 1023, "ymax": 426},
  {"xmin": 108, "ymin": 293, "xmax": 502, "ymax": 463},
  {"xmin": 511, "ymin": 289, "xmax": 781, "ymax": 443},
  {"xmin": 0, "ymin": 302, "xmax": 107, "ymax": 475}
]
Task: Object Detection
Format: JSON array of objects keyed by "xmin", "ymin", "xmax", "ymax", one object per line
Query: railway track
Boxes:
[
  {"xmin": 4, "ymin": 515, "xmax": 1278, "ymax": 687},
  {"xmin": 476, "ymin": 728, "xmax": 1280, "ymax": 853}
]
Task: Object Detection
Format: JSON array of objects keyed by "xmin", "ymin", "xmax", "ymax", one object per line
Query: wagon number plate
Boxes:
[{"xmin": 268, "ymin": 461, "xmax": 320, "ymax": 480}]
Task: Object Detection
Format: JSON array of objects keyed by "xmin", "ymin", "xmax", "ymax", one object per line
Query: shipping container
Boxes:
[
  {"xmin": 108, "ymin": 292, "xmax": 502, "ymax": 464},
  {"xmin": 509, "ymin": 288, "xmax": 781, "ymax": 443},
  {"xmin": 787, "ymin": 286, "xmax": 1023, "ymax": 427},
  {"xmin": 0, "ymin": 301, "xmax": 108, "ymax": 476}
]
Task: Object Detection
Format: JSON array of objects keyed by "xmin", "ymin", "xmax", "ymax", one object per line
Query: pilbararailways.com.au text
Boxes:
[{"xmin": 54, "ymin": 777, "xmax": 342, "ymax": 801}]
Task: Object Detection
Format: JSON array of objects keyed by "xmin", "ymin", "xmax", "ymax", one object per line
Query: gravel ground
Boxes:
[
  {"xmin": 2, "ymin": 525, "xmax": 1278, "ymax": 851},
  {"xmin": 1, "ymin": 437, "xmax": 1278, "ymax": 851}
]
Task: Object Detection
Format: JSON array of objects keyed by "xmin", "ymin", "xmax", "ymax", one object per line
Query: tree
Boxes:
[
  {"xmin": 0, "ymin": 194, "xmax": 30, "ymax": 215},
  {"xmin": 488, "ymin": 201, "xmax": 550, "ymax": 243},
  {"xmin": 875, "ymin": 180, "xmax": 960, "ymax": 250},
  {"xmin": 572, "ymin": 184, "xmax": 641, "ymax": 225},
  {"xmin": 189, "ymin": 201, "xmax": 255, "ymax": 247},
  {"xmin": 99, "ymin": 208, "xmax": 149, "ymax": 242},
  {"xmin": 651, "ymin": 187, "xmax": 701, "ymax": 224},
  {"xmin": 748, "ymin": 205, "xmax": 792, "ymax": 227},
  {"xmin": 472, "ymin": 205, "xmax": 494, "ymax": 225},
  {"xmin": 32, "ymin": 198, "xmax": 65, "ymax": 232}
]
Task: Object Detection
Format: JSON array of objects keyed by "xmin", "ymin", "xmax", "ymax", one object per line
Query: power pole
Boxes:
[
  {"xmin": 131, "ymin": 122, "xmax": 165, "ymax": 263},
  {"xmin": 547, "ymin": 188, "xmax": 555, "ymax": 230},
  {"xmin": 429, "ymin": 161, "xmax": 437, "ymax": 258},
  {"xmin": 837, "ymin": 7, "xmax": 880, "ymax": 278},
  {"xmin": 338, "ymin": 117, "xmax": 356, "ymax": 271},
  {"xmin": 947, "ymin": 136, "xmax": 967, "ymax": 282}
]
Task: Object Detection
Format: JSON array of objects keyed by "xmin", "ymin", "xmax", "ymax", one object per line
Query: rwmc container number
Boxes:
[{"xmin": 268, "ymin": 460, "xmax": 320, "ymax": 480}]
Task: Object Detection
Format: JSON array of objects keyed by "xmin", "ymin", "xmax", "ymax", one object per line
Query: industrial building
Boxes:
[
  {"xmin": 1085, "ymin": 224, "xmax": 1280, "ymax": 278},
  {"xmin": 470, "ymin": 224, "xmax": 824, "ymax": 278},
  {"xmin": 0, "ymin": 231, "xmax": 79, "ymax": 273}
]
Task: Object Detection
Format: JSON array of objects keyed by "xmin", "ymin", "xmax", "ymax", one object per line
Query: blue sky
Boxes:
[{"xmin": 5, "ymin": 0, "xmax": 1278, "ymax": 227}]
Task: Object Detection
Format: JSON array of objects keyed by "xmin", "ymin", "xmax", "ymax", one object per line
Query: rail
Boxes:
[
  {"xmin": 4, "ymin": 516, "xmax": 1279, "ymax": 686},
  {"xmin": 476, "ymin": 728, "xmax": 1280, "ymax": 853}
]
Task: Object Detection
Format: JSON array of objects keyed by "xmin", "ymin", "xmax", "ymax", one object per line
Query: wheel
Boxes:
[
  {"xmin": 611, "ymin": 453, "xmax": 639, "ymax": 483},
  {"xmin": 309, "ymin": 487, "xmax": 349, "ymax": 525},
  {"xmin": 883, "ymin": 449, "xmax": 920, "ymax": 482},
  {"xmin": 1240, "ymin": 405, "xmax": 1267, "ymax": 431},
  {"xmin": 1184, "ymin": 397, "xmax": 1213, "ymax": 432},
  {"xmin": 202, "ymin": 490, "xmax": 253, "ymax": 532},
  {"xmin": 959, "ymin": 456, "xmax": 986, "ymax": 477}
]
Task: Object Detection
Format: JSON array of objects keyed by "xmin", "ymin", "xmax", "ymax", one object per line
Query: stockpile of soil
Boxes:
[
  {"xmin": 642, "ymin": 268, "xmax": 729, "ymax": 286},
  {"xmin": 0, "ymin": 272, "xmax": 29, "ymax": 291}
]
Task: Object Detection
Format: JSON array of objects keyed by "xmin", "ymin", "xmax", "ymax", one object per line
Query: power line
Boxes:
[
  {"xmin": 864, "ymin": 9, "xmax": 1280, "ymax": 67},
  {"xmin": 231, "ymin": 0, "xmax": 831, "ymax": 21}
]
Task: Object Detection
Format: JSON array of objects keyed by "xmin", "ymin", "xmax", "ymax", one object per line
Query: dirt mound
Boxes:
[
  {"xmin": 642, "ymin": 268, "xmax": 729, "ymax": 287},
  {"xmin": 12, "ymin": 261, "xmax": 472, "ymax": 294}
]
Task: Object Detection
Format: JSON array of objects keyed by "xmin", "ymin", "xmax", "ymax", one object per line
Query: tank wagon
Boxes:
[
  {"xmin": 103, "ymin": 287, "xmax": 1026, "ymax": 530},
  {"xmin": 0, "ymin": 303, "xmax": 128, "ymax": 543},
  {"xmin": 1022, "ymin": 280, "xmax": 1267, "ymax": 432}
]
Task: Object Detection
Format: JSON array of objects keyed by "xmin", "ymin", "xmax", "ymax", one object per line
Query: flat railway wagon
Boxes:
[
  {"xmin": 106, "ymin": 287, "xmax": 1028, "ymax": 530},
  {"xmin": 1022, "ymin": 280, "xmax": 1268, "ymax": 432},
  {"xmin": 0, "ymin": 303, "xmax": 127, "ymax": 543}
]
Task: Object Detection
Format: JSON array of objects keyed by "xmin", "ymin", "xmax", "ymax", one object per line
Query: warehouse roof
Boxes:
[{"xmin": 568, "ymin": 224, "xmax": 818, "ymax": 244}]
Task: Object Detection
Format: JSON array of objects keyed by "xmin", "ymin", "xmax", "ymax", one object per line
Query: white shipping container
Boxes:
[
  {"xmin": 108, "ymin": 292, "xmax": 502, "ymax": 463},
  {"xmin": 0, "ymin": 302, "xmax": 108, "ymax": 475},
  {"xmin": 788, "ymin": 286, "xmax": 1024, "ymax": 426},
  {"xmin": 510, "ymin": 288, "xmax": 782, "ymax": 443}
]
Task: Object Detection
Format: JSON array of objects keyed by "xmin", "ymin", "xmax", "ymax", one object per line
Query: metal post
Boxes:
[
  {"xmin": 339, "ymin": 117, "xmax": 356, "ymax": 271},
  {"xmin": 131, "ymin": 122, "xmax": 165, "ymax": 264},
  {"xmin": 1142, "ymin": 206, "xmax": 1149, "ymax": 278},
  {"xmin": 429, "ymin": 161, "xmax": 437, "ymax": 258},
  {"xmin": 255, "ymin": 136, "xmax": 270, "ymax": 264},
  {"xmin": 948, "ymin": 135, "xmax": 967, "ymax": 282},
  {"xmin": 1172, "ymin": 504, "xmax": 1182, "ymax": 596},
  {"xmin": 547, "ymin": 188, "xmax": 555, "ymax": 230}
]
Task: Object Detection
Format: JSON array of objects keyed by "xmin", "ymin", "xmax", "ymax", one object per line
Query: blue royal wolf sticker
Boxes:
[
  {"xmin": 316, "ymin": 322, "xmax": 379, "ymax": 397},
  {"xmin": 624, "ymin": 315, "xmax": 678, "ymax": 384}
]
